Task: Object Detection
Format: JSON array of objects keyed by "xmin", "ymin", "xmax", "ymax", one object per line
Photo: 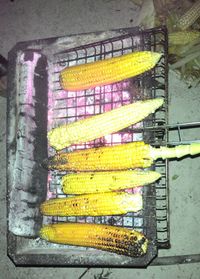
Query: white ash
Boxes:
[{"xmin": 8, "ymin": 52, "xmax": 43, "ymax": 237}]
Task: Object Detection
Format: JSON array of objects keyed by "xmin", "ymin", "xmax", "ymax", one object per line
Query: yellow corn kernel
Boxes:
[
  {"xmin": 43, "ymin": 141, "xmax": 152, "ymax": 171},
  {"xmin": 40, "ymin": 192, "xmax": 142, "ymax": 216},
  {"xmin": 48, "ymin": 98, "xmax": 164, "ymax": 151},
  {"xmin": 43, "ymin": 142, "xmax": 200, "ymax": 171},
  {"xmin": 62, "ymin": 170, "xmax": 161, "ymax": 194},
  {"xmin": 40, "ymin": 223, "xmax": 148, "ymax": 257},
  {"xmin": 60, "ymin": 51, "xmax": 162, "ymax": 91}
]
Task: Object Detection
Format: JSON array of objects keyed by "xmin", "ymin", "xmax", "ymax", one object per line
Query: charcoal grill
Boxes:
[{"xmin": 7, "ymin": 27, "xmax": 169, "ymax": 267}]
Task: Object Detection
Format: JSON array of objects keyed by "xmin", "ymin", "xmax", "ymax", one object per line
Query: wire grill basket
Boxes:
[{"xmin": 7, "ymin": 26, "xmax": 169, "ymax": 267}]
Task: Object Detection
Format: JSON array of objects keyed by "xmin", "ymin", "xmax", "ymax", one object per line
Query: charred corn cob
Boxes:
[
  {"xmin": 48, "ymin": 98, "xmax": 164, "ymax": 150},
  {"xmin": 40, "ymin": 223, "xmax": 148, "ymax": 257},
  {"xmin": 43, "ymin": 142, "xmax": 200, "ymax": 171},
  {"xmin": 40, "ymin": 192, "xmax": 142, "ymax": 216},
  {"xmin": 62, "ymin": 170, "xmax": 161, "ymax": 194},
  {"xmin": 60, "ymin": 51, "xmax": 162, "ymax": 91},
  {"xmin": 177, "ymin": 0, "xmax": 200, "ymax": 30},
  {"xmin": 169, "ymin": 31, "xmax": 200, "ymax": 45}
]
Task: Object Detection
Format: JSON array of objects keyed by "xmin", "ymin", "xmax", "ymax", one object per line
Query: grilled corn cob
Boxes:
[
  {"xmin": 62, "ymin": 170, "xmax": 161, "ymax": 194},
  {"xmin": 169, "ymin": 31, "xmax": 200, "ymax": 45},
  {"xmin": 177, "ymin": 0, "xmax": 200, "ymax": 30},
  {"xmin": 40, "ymin": 192, "xmax": 142, "ymax": 216},
  {"xmin": 60, "ymin": 51, "xmax": 162, "ymax": 91},
  {"xmin": 48, "ymin": 98, "xmax": 164, "ymax": 150},
  {"xmin": 43, "ymin": 142, "xmax": 200, "ymax": 171},
  {"xmin": 40, "ymin": 223, "xmax": 148, "ymax": 257}
]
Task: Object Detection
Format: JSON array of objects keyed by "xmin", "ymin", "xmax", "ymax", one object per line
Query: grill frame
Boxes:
[{"xmin": 7, "ymin": 26, "xmax": 169, "ymax": 267}]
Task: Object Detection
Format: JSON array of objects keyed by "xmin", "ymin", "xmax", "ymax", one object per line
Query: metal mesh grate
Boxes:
[{"xmin": 44, "ymin": 27, "xmax": 169, "ymax": 248}]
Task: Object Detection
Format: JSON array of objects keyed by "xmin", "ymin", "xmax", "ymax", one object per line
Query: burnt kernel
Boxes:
[
  {"xmin": 105, "ymin": 237, "xmax": 113, "ymax": 242},
  {"xmin": 126, "ymin": 241, "xmax": 132, "ymax": 246},
  {"xmin": 128, "ymin": 244, "xmax": 143, "ymax": 257},
  {"xmin": 85, "ymin": 154, "xmax": 89, "ymax": 160},
  {"xmin": 124, "ymin": 241, "xmax": 130, "ymax": 246},
  {"xmin": 112, "ymin": 176, "xmax": 117, "ymax": 181},
  {"xmin": 139, "ymin": 237, "xmax": 146, "ymax": 245},
  {"xmin": 99, "ymin": 236, "xmax": 113, "ymax": 243},
  {"xmin": 133, "ymin": 243, "xmax": 139, "ymax": 249},
  {"xmin": 116, "ymin": 245, "xmax": 123, "ymax": 250},
  {"xmin": 124, "ymin": 235, "xmax": 129, "ymax": 240},
  {"xmin": 57, "ymin": 156, "xmax": 68, "ymax": 164},
  {"xmin": 111, "ymin": 233, "xmax": 119, "ymax": 238},
  {"xmin": 130, "ymin": 235, "xmax": 138, "ymax": 242},
  {"xmin": 137, "ymin": 248, "xmax": 143, "ymax": 254}
]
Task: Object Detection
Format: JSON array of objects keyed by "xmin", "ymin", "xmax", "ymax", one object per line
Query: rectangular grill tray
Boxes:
[{"xmin": 7, "ymin": 26, "xmax": 168, "ymax": 267}]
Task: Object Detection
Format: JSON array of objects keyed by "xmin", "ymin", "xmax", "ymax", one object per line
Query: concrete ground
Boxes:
[{"xmin": 0, "ymin": 0, "xmax": 200, "ymax": 278}]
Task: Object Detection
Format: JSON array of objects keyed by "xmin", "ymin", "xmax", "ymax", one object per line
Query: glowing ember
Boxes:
[{"xmin": 45, "ymin": 38, "xmax": 146, "ymax": 229}]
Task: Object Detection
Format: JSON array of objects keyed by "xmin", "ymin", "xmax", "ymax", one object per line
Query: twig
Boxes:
[{"xmin": 78, "ymin": 267, "xmax": 90, "ymax": 279}]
